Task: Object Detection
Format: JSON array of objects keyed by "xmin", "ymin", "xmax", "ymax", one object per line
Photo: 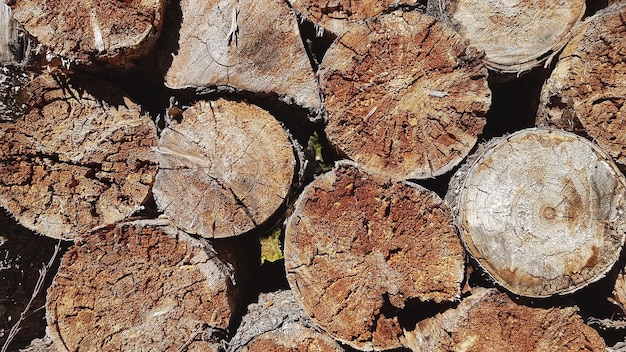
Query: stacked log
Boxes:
[{"xmin": 2, "ymin": 1, "xmax": 626, "ymax": 351}]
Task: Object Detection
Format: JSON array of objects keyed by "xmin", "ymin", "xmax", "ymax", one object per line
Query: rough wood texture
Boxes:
[
  {"xmin": 153, "ymin": 99, "xmax": 297, "ymax": 239},
  {"xmin": 320, "ymin": 10, "xmax": 490, "ymax": 180},
  {"xmin": 10, "ymin": 0, "xmax": 166, "ymax": 66},
  {"xmin": 19, "ymin": 336, "xmax": 57, "ymax": 352},
  {"xmin": 46, "ymin": 219, "xmax": 241, "ymax": 352},
  {"xmin": 447, "ymin": 128, "xmax": 626, "ymax": 298},
  {"xmin": 427, "ymin": 0, "xmax": 586, "ymax": 73},
  {"xmin": 288, "ymin": 0, "xmax": 421, "ymax": 35},
  {"xmin": 404, "ymin": 287, "xmax": 606, "ymax": 351},
  {"xmin": 536, "ymin": 3, "xmax": 626, "ymax": 169},
  {"xmin": 164, "ymin": 0, "xmax": 322, "ymax": 113},
  {"xmin": 0, "ymin": 72, "xmax": 158, "ymax": 240},
  {"xmin": 284, "ymin": 161, "xmax": 465, "ymax": 351},
  {"xmin": 0, "ymin": 3, "xmax": 18, "ymax": 63},
  {"xmin": 227, "ymin": 290, "xmax": 344, "ymax": 352}
]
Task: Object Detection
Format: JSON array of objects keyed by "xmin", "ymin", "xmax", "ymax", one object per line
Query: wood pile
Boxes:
[{"xmin": 1, "ymin": 1, "xmax": 626, "ymax": 351}]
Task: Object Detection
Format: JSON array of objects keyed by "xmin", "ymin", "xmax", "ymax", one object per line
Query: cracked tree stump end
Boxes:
[
  {"xmin": 46, "ymin": 219, "xmax": 242, "ymax": 352},
  {"xmin": 427, "ymin": 0, "xmax": 586, "ymax": 74},
  {"xmin": 288, "ymin": 0, "xmax": 421, "ymax": 35},
  {"xmin": 447, "ymin": 128, "xmax": 626, "ymax": 297},
  {"xmin": 284, "ymin": 161, "xmax": 465, "ymax": 351},
  {"xmin": 164, "ymin": 0, "xmax": 322, "ymax": 114},
  {"xmin": 404, "ymin": 287, "xmax": 606, "ymax": 351},
  {"xmin": 320, "ymin": 10, "xmax": 490, "ymax": 180},
  {"xmin": 0, "ymin": 72, "xmax": 158, "ymax": 240},
  {"xmin": 10, "ymin": 0, "xmax": 166, "ymax": 66},
  {"xmin": 537, "ymin": 3, "xmax": 626, "ymax": 170},
  {"xmin": 153, "ymin": 98, "xmax": 298, "ymax": 238},
  {"xmin": 227, "ymin": 290, "xmax": 344, "ymax": 352}
]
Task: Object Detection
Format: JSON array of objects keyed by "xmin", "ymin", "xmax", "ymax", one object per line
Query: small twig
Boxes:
[{"xmin": 1, "ymin": 241, "xmax": 62, "ymax": 352}]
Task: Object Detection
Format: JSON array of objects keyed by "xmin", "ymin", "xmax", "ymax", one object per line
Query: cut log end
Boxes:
[
  {"xmin": 0, "ymin": 72, "xmax": 158, "ymax": 240},
  {"xmin": 405, "ymin": 287, "xmax": 606, "ymax": 351},
  {"xmin": 537, "ymin": 3, "xmax": 626, "ymax": 169},
  {"xmin": 285, "ymin": 161, "xmax": 465, "ymax": 351},
  {"xmin": 153, "ymin": 98, "xmax": 297, "ymax": 238},
  {"xmin": 10, "ymin": 0, "xmax": 166, "ymax": 66},
  {"xmin": 46, "ymin": 219, "xmax": 240, "ymax": 352},
  {"xmin": 320, "ymin": 10, "xmax": 489, "ymax": 180},
  {"xmin": 448, "ymin": 128, "xmax": 626, "ymax": 297}
]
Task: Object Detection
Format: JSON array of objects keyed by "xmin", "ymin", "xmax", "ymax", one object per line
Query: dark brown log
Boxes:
[
  {"xmin": 164, "ymin": 0, "xmax": 322, "ymax": 113},
  {"xmin": 427, "ymin": 0, "xmax": 586, "ymax": 74},
  {"xmin": 446, "ymin": 128, "xmax": 626, "ymax": 298},
  {"xmin": 404, "ymin": 287, "xmax": 606, "ymax": 351},
  {"xmin": 46, "ymin": 219, "xmax": 243, "ymax": 352},
  {"xmin": 153, "ymin": 98, "xmax": 299, "ymax": 239},
  {"xmin": 284, "ymin": 161, "xmax": 465, "ymax": 351},
  {"xmin": 9, "ymin": 0, "xmax": 166, "ymax": 66},
  {"xmin": 320, "ymin": 10, "xmax": 490, "ymax": 180},
  {"xmin": 288, "ymin": 0, "xmax": 421, "ymax": 35},
  {"xmin": 227, "ymin": 290, "xmax": 344, "ymax": 352},
  {"xmin": 536, "ymin": 3, "xmax": 626, "ymax": 170},
  {"xmin": 0, "ymin": 72, "xmax": 158, "ymax": 240}
]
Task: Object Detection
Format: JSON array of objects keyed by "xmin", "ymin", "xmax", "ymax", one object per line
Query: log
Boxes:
[
  {"xmin": 446, "ymin": 128, "xmax": 626, "ymax": 298},
  {"xmin": 164, "ymin": 0, "xmax": 322, "ymax": 114},
  {"xmin": 404, "ymin": 287, "xmax": 606, "ymax": 351},
  {"xmin": 153, "ymin": 98, "xmax": 299, "ymax": 239},
  {"xmin": 9, "ymin": 0, "xmax": 167, "ymax": 66},
  {"xmin": 427, "ymin": 0, "xmax": 586, "ymax": 74},
  {"xmin": 287, "ymin": 0, "xmax": 421, "ymax": 35},
  {"xmin": 284, "ymin": 161, "xmax": 465, "ymax": 351},
  {"xmin": 319, "ymin": 10, "xmax": 490, "ymax": 180},
  {"xmin": 46, "ymin": 219, "xmax": 244, "ymax": 352},
  {"xmin": 0, "ymin": 72, "xmax": 158, "ymax": 240},
  {"xmin": 536, "ymin": 3, "xmax": 626, "ymax": 170},
  {"xmin": 0, "ymin": 3, "xmax": 18, "ymax": 64},
  {"xmin": 227, "ymin": 290, "xmax": 344, "ymax": 352}
]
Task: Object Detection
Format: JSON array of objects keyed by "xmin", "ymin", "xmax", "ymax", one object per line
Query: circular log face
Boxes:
[
  {"xmin": 320, "ymin": 11, "xmax": 490, "ymax": 180},
  {"xmin": 0, "ymin": 73, "xmax": 158, "ymax": 240},
  {"xmin": 153, "ymin": 99, "xmax": 296, "ymax": 238},
  {"xmin": 433, "ymin": 0, "xmax": 585, "ymax": 73},
  {"xmin": 537, "ymin": 3, "xmax": 626, "ymax": 170},
  {"xmin": 284, "ymin": 162, "xmax": 464, "ymax": 351},
  {"xmin": 10, "ymin": 0, "xmax": 166, "ymax": 65},
  {"xmin": 288, "ymin": 0, "xmax": 419, "ymax": 34},
  {"xmin": 450, "ymin": 128, "xmax": 626, "ymax": 297},
  {"xmin": 46, "ymin": 219, "xmax": 237, "ymax": 352}
]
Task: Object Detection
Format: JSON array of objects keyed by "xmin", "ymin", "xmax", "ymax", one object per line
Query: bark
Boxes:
[
  {"xmin": 164, "ymin": 0, "xmax": 322, "ymax": 114},
  {"xmin": 0, "ymin": 72, "xmax": 158, "ymax": 240},
  {"xmin": 284, "ymin": 161, "xmax": 465, "ymax": 351},
  {"xmin": 287, "ymin": 0, "xmax": 421, "ymax": 35},
  {"xmin": 536, "ymin": 3, "xmax": 626, "ymax": 170},
  {"xmin": 446, "ymin": 128, "xmax": 626, "ymax": 298},
  {"xmin": 9, "ymin": 0, "xmax": 167, "ymax": 67},
  {"xmin": 427, "ymin": 0, "xmax": 586, "ymax": 74},
  {"xmin": 227, "ymin": 290, "xmax": 344, "ymax": 352},
  {"xmin": 320, "ymin": 10, "xmax": 490, "ymax": 180},
  {"xmin": 46, "ymin": 218, "xmax": 244, "ymax": 352},
  {"xmin": 404, "ymin": 287, "xmax": 606, "ymax": 352},
  {"xmin": 153, "ymin": 98, "xmax": 299, "ymax": 239}
]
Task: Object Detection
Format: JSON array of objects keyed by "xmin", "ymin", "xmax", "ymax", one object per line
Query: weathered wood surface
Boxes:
[
  {"xmin": 0, "ymin": 72, "xmax": 158, "ymax": 240},
  {"xmin": 284, "ymin": 161, "xmax": 465, "ymax": 351},
  {"xmin": 227, "ymin": 290, "xmax": 344, "ymax": 352},
  {"xmin": 427, "ymin": 0, "xmax": 586, "ymax": 74},
  {"xmin": 447, "ymin": 128, "xmax": 626, "ymax": 297},
  {"xmin": 9, "ymin": 0, "xmax": 167, "ymax": 66},
  {"xmin": 153, "ymin": 98, "xmax": 298, "ymax": 238},
  {"xmin": 288, "ymin": 0, "xmax": 421, "ymax": 35},
  {"xmin": 46, "ymin": 219, "xmax": 242, "ymax": 352},
  {"xmin": 404, "ymin": 287, "xmax": 606, "ymax": 351},
  {"xmin": 164, "ymin": 0, "xmax": 322, "ymax": 113},
  {"xmin": 320, "ymin": 10, "xmax": 490, "ymax": 180},
  {"xmin": 537, "ymin": 3, "xmax": 626, "ymax": 170},
  {"xmin": 0, "ymin": 3, "xmax": 18, "ymax": 64}
]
